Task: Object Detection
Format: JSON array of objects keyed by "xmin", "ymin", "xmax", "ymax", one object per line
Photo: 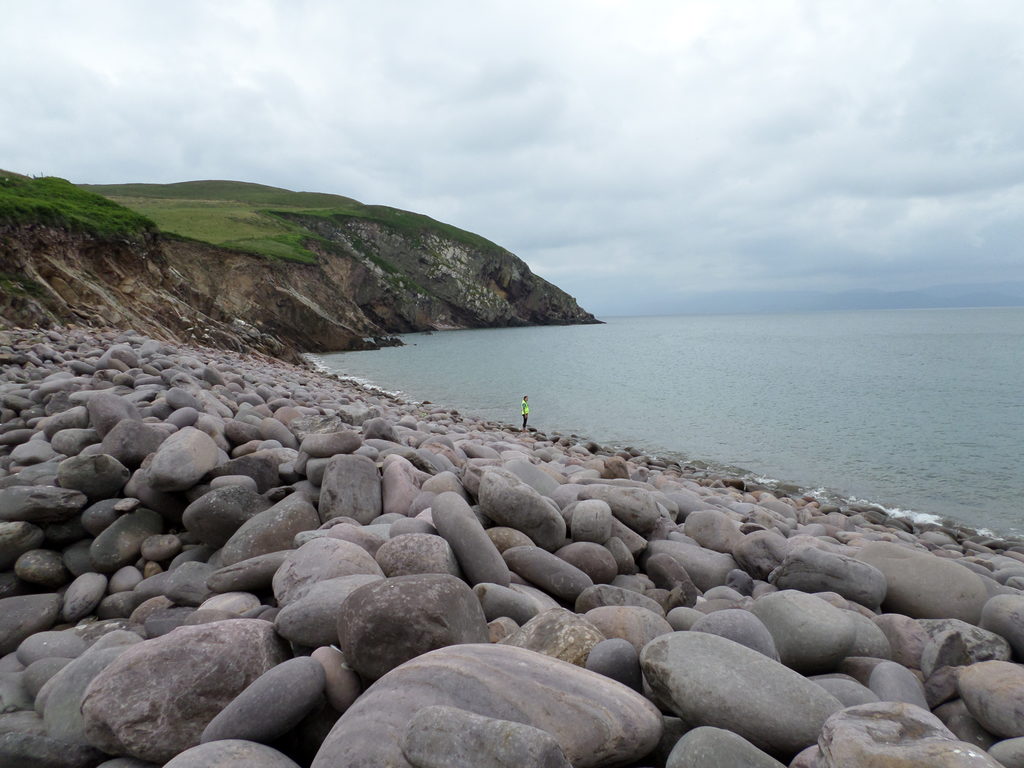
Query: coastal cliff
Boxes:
[{"xmin": 0, "ymin": 174, "xmax": 598, "ymax": 361}]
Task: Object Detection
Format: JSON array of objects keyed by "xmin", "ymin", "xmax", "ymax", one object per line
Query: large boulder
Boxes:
[
  {"xmin": 640, "ymin": 631, "xmax": 843, "ymax": 755},
  {"xmin": 749, "ymin": 590, "xmax": 857, "ymax": 675},
  {"xmin": 181, "ymin": 486, "xmax": 271, "ymax": 548},
  {"xmin": 856, "ymin": 542, "xmax": 990, "ymax": 624},
  {"xmin": 503, "ymin": 608, "xmax": 606, "ymax": 666},
  {"xmin": 816, "ymin": 702, "xmax": 1003, "ymax": 767},
  {"xmin": 219, "ymin": 493, "xmax": 319, "ymax": 566},
  {"xmin": 310, "ymin": 643, "xmax": 662, "ymax": 768},
  {"xmin": 318, "ymin": 454, "xmax": 381, "ymax": 524},
  {"xmin": 478, "ymin": 472, "xmax": 566, "ymax": 551},
  {"xmin": 272, "ymin": 537, "xmax": 383, "ymax": 605},
  {"xmin": 147, "ymin": 427, "xmax": 221, "ymax": 492},
  {"xmin": 958, "ymin": 660, "xmax": 1024, "ymax": 740},
  {"xmin": 431, "ymin": 492, "xmax": 511, "ymax": 587},
  {"xmin": 770, "ymin": 546, "xmax": 887, "ymax": 609},
  {"xmin": 337, "ymin": 574, "xmax": 489, "ymax": 681},
  {"xmin": 81, "ymin": 620, "xmax": 288, "ymax": 763},
  {"xmin": 666, "ymin": 726, "xmax": 786, "ymax": 768},
  {"xmin": 0, "ymin": 594, "xmax": 61, "ymax": 655}
]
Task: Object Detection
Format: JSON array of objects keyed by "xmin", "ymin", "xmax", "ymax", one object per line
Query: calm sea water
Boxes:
[{"xmin": 316, "ymin": 308, "xmax": 1024, "ymax": 537}]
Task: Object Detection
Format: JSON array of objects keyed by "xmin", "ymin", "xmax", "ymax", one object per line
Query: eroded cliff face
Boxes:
[{"xmin": 0, "ymin": 215, "xmax": 597, "ymax": 361}]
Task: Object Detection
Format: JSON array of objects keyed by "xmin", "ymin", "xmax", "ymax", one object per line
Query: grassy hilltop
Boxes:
[{"xmin": 80, "ymin": 179, "xmax": 503, "ymax": 265}]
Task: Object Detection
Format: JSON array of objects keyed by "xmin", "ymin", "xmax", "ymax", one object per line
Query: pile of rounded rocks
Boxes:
[{"xmin": 1, "ymin": 325, "xmax": 1024, "ymax": 768}]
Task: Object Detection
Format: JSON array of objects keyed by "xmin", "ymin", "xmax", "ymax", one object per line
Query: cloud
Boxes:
[{"xmin": 2, "ymin": 0, "xmax": 1023, "ymax": 315}]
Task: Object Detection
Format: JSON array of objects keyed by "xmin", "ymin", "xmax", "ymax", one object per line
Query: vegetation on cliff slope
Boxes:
[
  {"xmin": 80, "ymin": 180, "xmax": 505, "ymax": 265},
  {"xmin": 0, "ymin": 172, "xmax": 155, "ymax": 238}
]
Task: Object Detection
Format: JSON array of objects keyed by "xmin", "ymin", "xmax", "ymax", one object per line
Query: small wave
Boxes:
[{"xmin": 303, "ymin": 354, "xmax": 412, "ymax": 401}]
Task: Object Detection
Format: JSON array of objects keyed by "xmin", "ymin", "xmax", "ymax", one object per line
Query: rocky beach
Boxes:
[{"xmin": 2, "ymin": 325, "xmax": 1024, "ymax": 768}]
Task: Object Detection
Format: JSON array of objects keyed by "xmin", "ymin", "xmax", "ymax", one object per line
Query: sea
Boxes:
[{"xmin": 314, "ymin": 307, "xmax": 1024, "ymax": 539}]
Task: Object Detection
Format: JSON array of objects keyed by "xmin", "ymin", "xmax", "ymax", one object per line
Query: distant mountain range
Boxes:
[{"xmin": 666, "ymin": 282, "xmax": 1024, "ymax": 316}]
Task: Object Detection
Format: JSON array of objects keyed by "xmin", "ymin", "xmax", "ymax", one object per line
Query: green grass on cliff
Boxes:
[
  {"xmin": 79, "ymin": 179, "xmax": 505, "ymax": 264},
  {"xmin": 0, "ymin": 173, "xmax": 155, "ymax": 238}
]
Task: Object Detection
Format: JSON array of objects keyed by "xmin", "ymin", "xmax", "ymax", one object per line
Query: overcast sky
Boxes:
[{"xmin": 3, "ymin": 1, "xmax": 1023, "ymax": 316}]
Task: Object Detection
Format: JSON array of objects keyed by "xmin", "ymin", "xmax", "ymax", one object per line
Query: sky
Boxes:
[{"xmin": 3, "ymin": 1, "xmax": 1024, "ymax": 316}]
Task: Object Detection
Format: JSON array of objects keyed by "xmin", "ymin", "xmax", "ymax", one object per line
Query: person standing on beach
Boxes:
[{"xmin": 521, "ymin": 395, "xmax": 529, "ymax": 430}]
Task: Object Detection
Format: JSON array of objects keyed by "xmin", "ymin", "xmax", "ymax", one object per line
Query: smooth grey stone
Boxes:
[
  {"xmin": 219, "ymin": 493, "xmax": 319, "ymax": 566},
  {"xmin": 504, "ymin": 459, "xmax": 561, "ymax": 497},
  {"xmin": 81, "ymin": 619, "xmax": 289, "ymax": 764},
  {"xmin": 85, "ymin": 393, "xmax": 141, "ymax": 438},
  {"xmin": 570, "ymin": 499, "xmax": 614, "ymax": 543},
  {"xmin": 644, "ymin": 539, "xmax": 736, "ymax": 591},
  {"xmin": 206, "ymin": 551, "xmax": 290, "ymax": 593},
  {"xmin": 318, "ymin": 454, "xmax": 381, "ymax": 524},
  {"xmin": 380, "ymin": 455, "xmax": 423, "ymax": 517},
  {"xmin": 167, "ymin": 407, "xmax": 199, "ymax": 428},
  {"xmin": 41, "ymin": 406, "xmax": 89, "ymax": 438},
  {"xmin": 933, "ymin": 698, "xmax": 997, "ymax": 750},
  {"xmin": 96, "ymin": 591, "xmax": 146, "ymax": 620},
  {"xmin": 272, "ymin": 537, "xmax": 383, "ymax": 605},
  {"xmin": 749, "ymin": 590, "xmax": 857, "ymax": 675},
  {"xmin": 690, "ymin": 608, "xmax": 779, "ymax": 660},
  {"xmin": 275, "ymin": 574, "xmax": 383, "ymax": 648},
  {"xmin": 299, "ymin": 431, "xmax": 361, "ymax": 459},
  {"xmin": 989, "ymin": 736, "xmax": 1024, "ymax": 768},
  {"xmin": 182, "ymin": 485, "xmax": 272, "ymax": 548},
  {"xmin": 163, "ymin": 561, "xmax": 217, "ymax": 606},
  {"xmin": 725, "ymin": 568, "xmax": 754, "ymax": 596},
  {"xmin": 202, "ymin": 656, "xmax": 325, "ymax": 744},
  {"xmin": 10, "ymin": 439, "xmax": 58, "ymax": 465},
  {"xmin": 42, "ymin": 645, "xmax": 134, "ymax": 746},
  {"xmin": 856, "ymin": 542, "xmax": 991, "ymax": 624},
  {"xmin": 811, "ymin": 675, "xmax": 881, "ymax": 707},
  {"xmin": 140, "ymin": 533, "xmax": 182, "ymax": 561},
  {"xmin": 431, "ymin": 491, "xmax": 511, "ymax": 587},
  {"xmin": 845, "ymin": 611, "xmax": 893, "ymax": 660},
  {"xmin": 62, "ymin": 572, "xmax": 109, "ymax": 622},
  {"xmin": 99, "ymin": 419, "xmax": 167, "ymax": 468},
  {"xmin": 958, "ymin": 660, "xmax": 1024, "ymax": 739},
  {"xmin": 666, "ymin": 606, "xmax": 704, "ymax": 631},
  {"xmin": 56, "ymin": 454, "xmax": 129, "ymax": 500},
  {"xmin": 0, "ymin": 522, "xmax": 45, "ymax": 570},
  {"xmin": 198, "ymin": 592, "xmax": 261, "ymax": 616},
  {"xmin": 166, "ymin": 388, "xmax": 199, "ymax": 411},
  {"xmin": 206, "ymin": 452, "xmax": 280, "ymax": 493},
  {"xmin": 375, "ymin": 533, "xmax": 460, "ymax": 578},
  {"xmin": 81, "ymin": 499, "xmax": 124, "ymax": 537},
  {"xmin": 585, "ymin": 638, "xmax": 642, "ymax": 691},
  {"xmin": 0, "ymin": 727, "xmax": 106, "ymax": 768},
  {"xmin": 479, "ymin": 472, "xmax": 566, "ymax": 551},
  {"xmin": 640, "ymin": 631, "xmax": 843, "ymax": 755},
  {"xmin": 143, "ymin": 607, "xmax": 196, "ymax": 637},
  {"xmin": 473, "ymin": 582, "xmax": 544, "ymax": 624},
  {"xmin": 503, "ymin": 546, "xmax": 593, "ymax": 603},
  {"xmin": 554, "ymin": 541, "xmax": 617, "ymax": 584},
  {"xmin": 683, "ymin": 508, "xmax": 744, "ymax": 554},
  {"xmin": 575, "ymin": 584, "xmax": 665, "ymax": 616},
  {"xmin": 0, "ymin": 594, "xmax": 61, "ymax": 655},
  {"xmin": 577, "ymin": 485, "xmax": 663, "ymax": 535},
  {"xmin": 310, "ymin": 646, "xmax": 361, "ymax": 714},
  {"xmin": 503, "ymin": 608, "xmax": 605, "ymax": 667},
  {"xmin": 309, "ymin": 643, "xmax": 661, "ymax": 768},
  {"xmin": 816, "ymin": 701, "xmax": 1003, "ymax": 767},
  {"xmin": 22, "ymin": 657, "xmax": 72, "ymax": 699},
  {"xmin": 0, "ymin": 671, "xmax": 31, "ymax": 713},
  {"xmin": 337, "ymin": 573, "xmax": 488, "ymax": 681},
  {"xmin": 666, "ymin": 726, "xmax": 786, "ymax": 768},
  {"xmin": 164, "ymin": 740, "xmax": 302, "ymax": 767},
  {"xmin": 147, "ymin": 427, "xmax": 220, "ymax": 492},
  {"xmin": 0, "ymin": 486, "xmax": 87, "ymax": 524},
  {"xmin": 733, "ymin": 530, "xmax": 790, "ymax": 580},
  {"xmin": 14, "ymin": 548, "xmax": 69, "ymax": 588},
  {"xmin": 981, "ymin": 594, "xmax": 1024, "ymax": 659},
  {"xmin": 867, "ymin": 660, "xmax": 929, "ymax": 708},
  {"xmin": 401, "ymin": 704, "xmax": 571, "ymax": 768},
  {"xmin": 89, "ymin": 508, "xmax": 163, "ymax": 573},
  {"xmin": 771, "ymin": 545, "xmax": 888, "ymax": 609},
  {"xmin": 583, "ymin": 605, "xmax": 672, "ymax": 653}
]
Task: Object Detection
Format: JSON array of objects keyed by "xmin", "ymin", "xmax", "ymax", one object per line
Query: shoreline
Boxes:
[
  {"xmin": 306, "ymin": 352, "xmax": 1021, "ymax": 552},
  {"xmin": 2, "ymin": 324, "xmax": 1024, "ymax": 766}
]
